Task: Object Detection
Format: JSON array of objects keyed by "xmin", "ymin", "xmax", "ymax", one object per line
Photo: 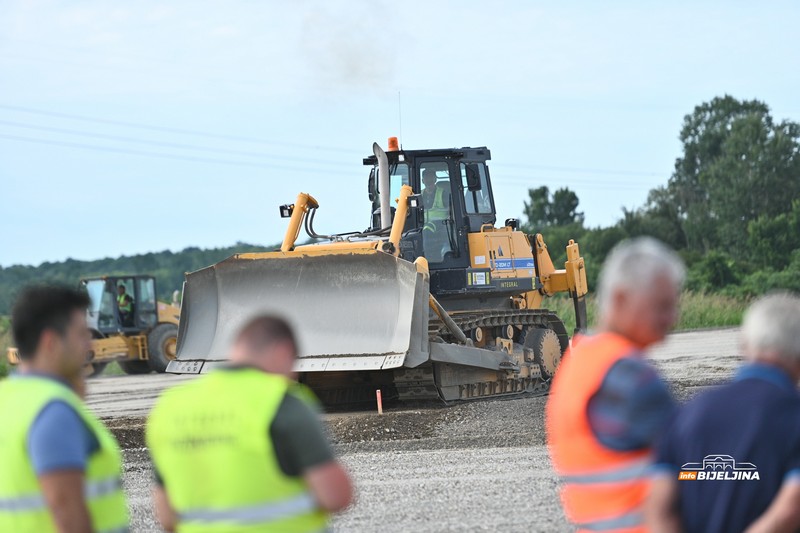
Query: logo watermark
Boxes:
[{"xmin": 678, "ymin": 454, "xmax": 759, "ymax": 481}]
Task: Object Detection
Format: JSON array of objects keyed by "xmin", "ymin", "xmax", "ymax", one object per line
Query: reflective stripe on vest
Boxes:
[
  {"xmin": 180, "ymin": 492, "xmax": 316, "ymax": 525},
  {"xmin": 86, "ymin": 476, "xmax": 123, "ymax": 499},
  {"xmin": 0, "ymin": 476, "xmax": 122, "ymax": 513},
  {"xmin": 0, "ymin": 494, "xmax": 45, "ymax": 512},
  {"xmin": 576, "ymin": 510, "xmax": 643, "ymax": 532},
  {"xmin": 559, "ymin": 456, "xmax": 652, "ymax": 484}
]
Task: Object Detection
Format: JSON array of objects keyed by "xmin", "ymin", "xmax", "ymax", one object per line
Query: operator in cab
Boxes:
[
  {"xmin": 421, "ymin": 167, "xmax": 452, "ymax": 262},
  {"xmin": 116, "ymin": 284, "xmax": 134, "ymax": 327}
]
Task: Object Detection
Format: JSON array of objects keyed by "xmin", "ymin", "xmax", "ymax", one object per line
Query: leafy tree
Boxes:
[
  {"xmin": 523, "ymin": 186, "xmax": 584, "ymax": 230},
  {"xmin": 687, "ymin": 251, "xmax": 739, "ymax": 291},
  {"xmin": 660, "ymin": 95, "xmax": 800, "ymax": 255},
  {"xmin": 618, "ymin": 187, "xmax": 687, "ymax": 251},
  {"xmin": 523, "ymin": 186, "xmax": 550, "ymax": 229},
  {"xmin": 551, "ymin": 188, "xmax": 585, "ymax": 226},
  {"xmin": 520, "ymin": 95, "xmax": 800, "ymax": 297},
  {"xmin": 747, "ymin": 201, "xmax": 800, "ymax": 270}
]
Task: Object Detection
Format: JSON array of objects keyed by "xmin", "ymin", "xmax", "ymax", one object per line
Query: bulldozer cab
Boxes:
[
  {"xmin": 366, "ymin": 147, "xmax": 496, "ymax": 268},
  {"xmin": 81, "ymin": 275, "xmax": 159, "ymax": 335}
]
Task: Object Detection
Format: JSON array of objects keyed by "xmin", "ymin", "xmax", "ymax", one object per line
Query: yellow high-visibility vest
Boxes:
[
  {"xmin": 147, "ymin": 369, "xmax": 329, "ymax": 533},
  {"xmin": 0, "ymin": 376, "xmax": 129, "ymax": 533},
  {"xmin": 117, "ymin": 293, "xmax": 132, "ymax": 313},
  {"xmin": 424, "ymin": 185, "xmax": 449, "ymax": 222}
]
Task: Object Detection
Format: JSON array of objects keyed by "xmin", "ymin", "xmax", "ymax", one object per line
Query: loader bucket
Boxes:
[{"xmin": 169, "ymin": 250, "xmax": 429, "ymax": 374}]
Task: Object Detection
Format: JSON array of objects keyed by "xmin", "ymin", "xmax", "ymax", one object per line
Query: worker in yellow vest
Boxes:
[
  {"xmin": 147, "ymin": 315, "xmax": 353, "ymax": 532},
  {"xmin": 546, "ymin": 238, "xmax": 684, "ymax": 532},
  {"xmin": 421, "ymin": 167, "xmax": 452, "ymax": 262},
  {"xmin": 116, "ymin": 284, "xmax": 134, "ymax": 327},
  {"xmin": 421, "ymin": 168, "xmax": 450, "ymax": 224},
  {"xmin": 0, "ymin": 286, "xmax": 129, "ymax": 533}
]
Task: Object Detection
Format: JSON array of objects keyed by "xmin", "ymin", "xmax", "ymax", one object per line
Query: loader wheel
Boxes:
[
  {"xmin": 523, "ymin": 327, "xmax": 562, "ymax": 379},
  {"xmin": 119, "ymin": 360, "xmax": 151, "ymax": 375},
  {"xmin": 147, "ymin": 323, "xmax": 179, "ymax": 373}
]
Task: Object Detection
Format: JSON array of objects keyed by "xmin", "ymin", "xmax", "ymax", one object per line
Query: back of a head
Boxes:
[
  {"xmin": 11, "ymin": 285, "xmax": 90, "ymax": 360},
  {"xmin": 233, "ymin": 315, "xmax": 297, "ymax": 360},
  {"xmin": 597, "ymin": 237, "xmax": 686, "ymax": 315},
  {"xmin": 741, "ymin": 293, "xmax": 800, "ymax": 363}
]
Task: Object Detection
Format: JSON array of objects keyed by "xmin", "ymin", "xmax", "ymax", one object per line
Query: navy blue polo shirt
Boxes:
[{"xmin": 654, "ymin": 363, "xmax": 800, "ymax": 533}]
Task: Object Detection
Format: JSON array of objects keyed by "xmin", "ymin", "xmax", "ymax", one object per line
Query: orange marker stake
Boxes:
[{"xmin": 376, "ymin": 389, "xmax": 383, "ymax": 415}]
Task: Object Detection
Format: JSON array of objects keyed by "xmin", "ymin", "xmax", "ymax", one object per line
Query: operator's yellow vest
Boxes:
[
  {"xmin": 117, "ymin": 294, "xmax": 132, "ymax": 313},
  {"xmin": 424, "ymin": 186, "xmax": 449, "ymax": 222},
  {"xmin": 147, "ymin": 369, "xmax": 329, "ymax": 533},
  {"xmin": 0, "ymin": 376, "xmax": 129, "ymax": 533}
]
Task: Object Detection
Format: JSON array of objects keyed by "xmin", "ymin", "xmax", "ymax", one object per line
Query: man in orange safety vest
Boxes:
[{"xmin": 546, "ymin": 237, "xmax": 685, "ymax": 532}]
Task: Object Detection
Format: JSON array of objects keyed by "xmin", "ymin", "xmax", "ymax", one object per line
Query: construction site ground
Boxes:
[{"xmin": 93, "ymin": 328, "xmax": 740, "ymax": 532}]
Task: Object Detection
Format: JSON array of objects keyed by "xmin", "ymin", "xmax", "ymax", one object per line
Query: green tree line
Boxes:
[
  {"xmin": 0, "ymin": 242, "xmax": 277, "ymax": 314},
  {"xmin": 523, "ymin": 95, "xmax": 800, "ymax": 297}
]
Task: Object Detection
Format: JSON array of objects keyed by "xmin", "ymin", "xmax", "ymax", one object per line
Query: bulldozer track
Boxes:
[
  {"xmin": 393, "ymin": 308, "xmax": 570, "ymax": 402},
  {"xmin": 429, "ymin": 308, "xmax": 570, "ymax": 347},
  {"xmin": 300, "ymin": 309, "xmax": 571, "ymax": 406}
]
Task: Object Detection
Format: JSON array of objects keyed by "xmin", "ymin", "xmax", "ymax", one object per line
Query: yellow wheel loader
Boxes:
[
  {"xmin": 6, "ymin": 275, "xmax": 181, "ymax": 376},
  {"xmin": 168, "ymin": 140, "xmax": 588, "ymax": 403}
]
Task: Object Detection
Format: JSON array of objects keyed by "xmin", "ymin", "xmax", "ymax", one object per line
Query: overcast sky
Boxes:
[{"xmin": 1, "ymin": 1, "xmax": 798, "ymax": 266}]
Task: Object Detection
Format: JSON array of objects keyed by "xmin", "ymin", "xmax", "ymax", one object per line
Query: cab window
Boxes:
[
  {"xmin": 461, "ymin": 162, "xmax": 493, "ymax": 214},
  {"xmin": 377, "ymin": 163, "xmax": 410, "ymax": 206},
  {"xmin": 136, "ymin": 277, "xmax": 158, "ymax": 328}
]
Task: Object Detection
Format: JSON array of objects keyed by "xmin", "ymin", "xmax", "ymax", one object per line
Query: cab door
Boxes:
[
  {"xmin": 460, "ymin": 161, "xmax": 496, "ymax": 232},
  {"xmin": 135, "ymin": 277, "xmax": 158, "ymax": 329},
  {"xmin": 417, "ymin": 158, "xmax": 470, "ymax": 293}
]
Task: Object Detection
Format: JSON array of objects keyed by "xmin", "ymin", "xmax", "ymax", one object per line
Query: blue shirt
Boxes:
[
  {"xmin": 654, "ymin": 363, "xmax": 800, "ymax": 533},
  {"xmin": 16, "ymin": 374, "xmax": 99, "ymax": 475},
  {"xmin": 587, "ymin": 356, "xmax": 676, "ymax": 451}
]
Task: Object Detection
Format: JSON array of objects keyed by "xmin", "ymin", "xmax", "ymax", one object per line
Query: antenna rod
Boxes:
[{"xmin": 398, "ymin": 90, "xmax": 403, "ymax": 147}]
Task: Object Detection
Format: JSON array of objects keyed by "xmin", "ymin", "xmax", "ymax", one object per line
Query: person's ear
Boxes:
[
  {"xmin": 38, "ymin": 329, "xmax": 61, "ymax": 356},
  {"xmin": 277, "ymin": 341, "xmax": 297, "ymax": 364},
  {"xmin": 612, "ymin": 287, "xmax": 627, "ymax": 310}
]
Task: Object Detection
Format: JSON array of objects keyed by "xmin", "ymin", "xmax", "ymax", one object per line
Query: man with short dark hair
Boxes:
[
  {"xmin": 147, "ymin": 315, "xmax": 353, "ymax": 532},
  {"xmin": 0, "ymin": 285, "xmax": 129, "ymax": 533},
  {"xmin": 647, "ymin": 293, "xmax": 800, "ymax": 533}
]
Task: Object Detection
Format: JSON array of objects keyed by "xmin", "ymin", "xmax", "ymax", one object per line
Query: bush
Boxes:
[
  {"xmin": 720, "ymin": 252, "xmax": 800, "ymax": 299},
  {"xmin": 687, "ymin": 251, "xmax": 740, "ymax": 292}
]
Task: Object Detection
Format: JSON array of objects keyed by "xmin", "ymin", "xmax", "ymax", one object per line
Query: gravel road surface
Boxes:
[{"xmin": 90, "ymin": 328, "xmax": 742, "ymax": 532}]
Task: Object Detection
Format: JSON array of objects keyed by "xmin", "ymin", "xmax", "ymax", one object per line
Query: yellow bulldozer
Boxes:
[
  {"xmin": 6, "ymin": 275, "xmax": 180, "ymax": 376},
  {"xmin": 167, "ymin": 139, "xmax": 588, "ymax": 403}
]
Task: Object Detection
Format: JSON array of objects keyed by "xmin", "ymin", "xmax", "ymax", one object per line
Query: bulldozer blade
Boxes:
[{"xmin": 169, "ymin": 251, "xmax": 429, "ymax": 374}]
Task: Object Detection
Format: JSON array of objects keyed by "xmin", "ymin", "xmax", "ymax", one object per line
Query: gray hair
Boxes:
[
  {"xmin": 741, "ymin": 293, "xmax": 800, "ymax": 363},
  {"xmin": 597, "ymin": 237, "xmax": 686, "ymax": 314}
]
